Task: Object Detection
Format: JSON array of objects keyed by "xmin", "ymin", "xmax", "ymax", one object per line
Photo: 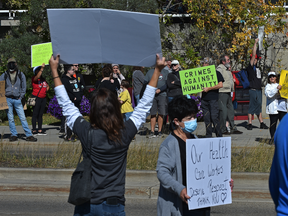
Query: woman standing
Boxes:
[
  {"xmin": 167, "ymin": 60, "xmax": 182, "ymax": 103},
  {"xmin": 31, "ymin": 63, "xmax": 49, "ymax": 135},
  {"xmin": 94, "ymin": 65, "xmax": 120, "ymax": 96},
  {"xmin": 49, "ymin": 54, "xmax": 166, "ymax": 216},
  {"xmin": 265, "ymin": 71, "xmax": 287, "ymax": 141},
  {"xmin": 156, "ymin": 96, "xmax": 211, "ymax": 216}
]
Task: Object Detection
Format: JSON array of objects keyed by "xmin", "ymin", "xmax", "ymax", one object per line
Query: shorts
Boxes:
[
  {"xmin": 150, "ymin": 94, "xmax": 166, "ymax": 116},
  {"xmin": 248, "ymin": 89, "xmax": 262, "ymax": 115}
]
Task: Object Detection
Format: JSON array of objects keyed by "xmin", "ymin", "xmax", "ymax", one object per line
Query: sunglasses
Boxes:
[
  {"xmin": 171, "ymin": 64, "xmax": 178, "ymax": 67},
  {"xmin": 73, "ymin": 65, "xmax": 79, "ymax": 67},
  {"xmin": 269, "ymin": 75, "xmax": 276, "ymax": 78}
]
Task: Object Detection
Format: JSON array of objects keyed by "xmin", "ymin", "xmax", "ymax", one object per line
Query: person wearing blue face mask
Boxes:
[{"xmin": 156, "ymin": 95, "xmax": 210, "ymax": 216}]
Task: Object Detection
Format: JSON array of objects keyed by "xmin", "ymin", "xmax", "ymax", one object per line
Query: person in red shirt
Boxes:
[{"xmin": 31, "ymin": 63, "xmax": 49, "ymax": 135}]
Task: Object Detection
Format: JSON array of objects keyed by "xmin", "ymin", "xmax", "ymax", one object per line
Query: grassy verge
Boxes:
[{"xmin": 0, "ymin": 142, "xmax": 274, "ymax": 172}]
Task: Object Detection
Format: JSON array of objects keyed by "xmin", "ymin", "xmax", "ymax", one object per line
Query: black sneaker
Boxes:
[
  {"xmin": 148, "ymin": 132, "xmax": 156, "ymax": 138},
  {"xmin": 38, "ymin": 131, "xmax": 47, "ymax": 136},
  {"xmin": 231, "ymin": 129, "xmax": 243, "ymax": 134},
  {"xmin": 222, "ymin": 130, "xmax": 230, "ymax": 135},
  {"xmin": 247, "ymin": 124, "xmax": 252, "ymax": 130},
  {"xmin": 260, "ymin": 122, "xmax": 269, "ymax": 129},
  {"xmin": 9, "ymin": 136, "xmax": 18, "ymax": 142},
  {"xmin": 59, "ymin": 129, "xmax": 65, "ymax": 135},
  {"xmin": 32, "ymin": 131, "xmax": 38, "ymax": 136},
  {"xmin": 26, "ymin": 136, "xmax": 37, "ymax": 142},
  {"xmin": 157, "ymin": 131, "xmax": 163, "ymax": 138}
]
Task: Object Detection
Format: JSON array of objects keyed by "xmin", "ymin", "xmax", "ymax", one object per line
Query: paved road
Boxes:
[{"xmin": 0, "ymin": 195, "xmax": 275, "ymax": 216}]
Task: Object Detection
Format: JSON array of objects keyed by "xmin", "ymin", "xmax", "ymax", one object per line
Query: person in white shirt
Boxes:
[{"xmin": 265, "ymin": 71, "xmax": 287, "ymax": 142}]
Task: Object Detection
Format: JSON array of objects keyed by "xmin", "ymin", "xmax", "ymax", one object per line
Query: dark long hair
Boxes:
[{"xmin": 90, "ymin": 88, "xmax": 124, "ymax": 144}]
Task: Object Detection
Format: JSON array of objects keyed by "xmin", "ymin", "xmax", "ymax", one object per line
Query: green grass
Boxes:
[{"xmin": 0, "ymin": 141, "xmax": 275, "ymax": 172}]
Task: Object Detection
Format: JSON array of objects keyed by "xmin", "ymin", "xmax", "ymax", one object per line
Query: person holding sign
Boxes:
[
  {"xmin": 0, "ymin": 58, "xmax": 37, "ymax": 142},
  {"xmin": 156, "ymin": 96, "xmax": 210, "ymax": 216},
  {"xmin": 246, "ymin": 38, "xmax": 269, "ymax": 130},
  {"xmin": 31, "ymin": 64, "xmax": 49, "ymax": 135},
  {"xmin": 49, "ymin": 54, "xmax": 166, "ymax": 216},
  {"xmin": 264, "ymin": 72, "xmax": 287, "ymax": 142},
  {"xmin": 200, "ymin": 57, "xmax": 224, "ymax": 138}
]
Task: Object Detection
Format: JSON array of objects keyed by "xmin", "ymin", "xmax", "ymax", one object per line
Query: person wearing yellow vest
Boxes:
[{"xmin": 118, "ymin": 80, "xmax": 134, "ymax": 122}]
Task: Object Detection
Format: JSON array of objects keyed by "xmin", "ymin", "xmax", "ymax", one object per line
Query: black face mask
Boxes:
[{"xmin": 8, "ymin": 62, "xmax": 16, "ymax": 72}]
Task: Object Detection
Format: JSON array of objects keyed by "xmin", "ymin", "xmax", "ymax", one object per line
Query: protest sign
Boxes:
[
  {"xmin": 0, "ymin": 81, "xmax": 8, "ymax": 110},
  {"xmin": 47, "ymin": 9, "xmax": 162, "ymax": 67},
  {"xmin": 186, "ymin": 137, "xmax": 232, "ymax": 210},
  {"xmin": 31, "ymin": 42, "xmax": 53, "ymax": 67},
  {"xmin": 279, "ymin": 70, "xmax": 288, "ymax": 99},
  {"xmin": 179, "ymin": 65, "xmax": 218, "ymax": 95},
  {"xmin": 258, "ymin": 26, "xmax": 264, "ymax": 51}
]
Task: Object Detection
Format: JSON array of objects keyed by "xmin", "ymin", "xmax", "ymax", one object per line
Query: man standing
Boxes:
[
  {"xmin": 61, "ymin": 64, "xmax": 81, "ymax": 141},
  {"xmin": 132, "ymin": 66, "xmax": 145, "ymax": 106},
  {"xmin": 164, "ymin": 55, "xmax": 172, "ymax": 73},
  {"xmin": 246, "ymin": 38, "xmax": 268, "ymax": 130},
  {"xmin": 200, "ymin": 57, "xmax": 224, "ymax": 138},
  {"xmin": 144, "ymin": 68, "xmax": 169, "ymax": 138},
  {"xmin": 73, "ymin": 64, "xmax": 85, "ymax": 98},
  {"xmin": 0, "ymin": 58, "xmax": 37, "ymax": 142},
  {"xmin": 217, "ymin": 54, "xmax": 242, "ymax": 134}
]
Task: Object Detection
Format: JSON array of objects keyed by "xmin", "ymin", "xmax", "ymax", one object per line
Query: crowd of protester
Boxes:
[{"xmin": 1, "ymin": 37, "xmax": 287, "ymax": 215}]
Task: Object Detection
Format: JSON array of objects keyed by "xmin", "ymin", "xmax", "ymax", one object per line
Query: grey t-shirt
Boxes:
[
  {"xmin": 145, "ymin": 68, "xmax": 169, "ymax": 96},
  {"xmin": 132, "ymin": 70, "xmax": 145, "ymax": 96}
]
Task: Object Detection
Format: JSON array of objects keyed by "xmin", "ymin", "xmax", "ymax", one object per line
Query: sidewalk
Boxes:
[
  {"xmin": 0, "ymin": 118, "xmax": 272, "ymax": 149},
  {"xmin": 0, "ymin": 168, "xmax": 272, "ymax": 202}
]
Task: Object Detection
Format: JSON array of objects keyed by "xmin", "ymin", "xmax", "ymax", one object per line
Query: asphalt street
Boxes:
[{"xmin": 0, "ymin": 195, "xmax": 275, "ymax": 216}]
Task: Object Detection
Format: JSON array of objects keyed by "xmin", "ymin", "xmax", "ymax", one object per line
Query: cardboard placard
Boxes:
[
  {"xmin": 186, "ymin": 137, "xmax": 232, "ymax": 210},
  {"xmin": 0, "ymin": 81, "xmax": 8, "ymax": 110},
  {"xmin": 180, "ymin": 65, "xmax": 218, "ymax": 95},
  {"xmin": 47, "ymin": 9, "xmax": 162, "ymax": 67},
  {"xmin": 31, "ymin": 42, "xmax": 53, "ymax": 67},
  {"xmin": 279, "ymin": 70, "xmax": 288, "ymax": 99}
]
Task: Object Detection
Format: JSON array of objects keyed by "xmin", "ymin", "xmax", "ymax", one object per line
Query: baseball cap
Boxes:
[
  {"xmin": 171, "ymin": 60, "xmax": 179, "ymax": 65},
  {"xmin": 268, "ymin": 71, "xmax": 276, "ymax": 77},
  {"xmin": 33, "ymin": 66, "xmax": 41, "ymax": 74}
]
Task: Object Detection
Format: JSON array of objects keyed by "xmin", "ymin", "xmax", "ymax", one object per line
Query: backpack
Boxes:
[{"xmin": 235, "ymin": 69, "xmax": 250, "ymax": 89}]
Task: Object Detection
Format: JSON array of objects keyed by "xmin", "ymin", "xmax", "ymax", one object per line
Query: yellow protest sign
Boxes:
[
  {"xmin": 0, "ymin": 81, "xmax": 8, "ymax": 110},
  {"xmin": 31, "ymin": 42, "xmax": 53, "ymax": 67},
  {"xmin": 179, "ymin": 65, "xmax": 218, "ymax": 95},
  {"xmin": 279, "ymin": 70, "xmax": 288, "ymax": 99}
]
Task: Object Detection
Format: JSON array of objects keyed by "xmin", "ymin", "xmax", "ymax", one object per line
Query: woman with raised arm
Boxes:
[{"xmin": 49, "ymin": 54, "xmax": 166, "ymax": 216}]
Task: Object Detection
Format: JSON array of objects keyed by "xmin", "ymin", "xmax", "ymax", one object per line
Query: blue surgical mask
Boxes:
[{"xmin": 181, "ymin": 119, "xmax": 197, "ymax": 133}]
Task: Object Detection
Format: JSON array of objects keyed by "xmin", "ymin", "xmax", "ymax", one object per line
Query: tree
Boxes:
[
  {"xmin": 0, "ymin": 0, "xmax": 159, "ymax": 103},
  {"xmin": 161, "ymin": 0, "xmax": 288, "ymax": 74}
]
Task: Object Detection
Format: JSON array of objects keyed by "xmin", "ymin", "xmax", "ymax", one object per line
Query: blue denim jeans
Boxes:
[
  {"xmin": 134, "ymin": 94, "xmax": 140, "ymax": 106},
  {"xmin": 123, "ymin": 112, "xmax": 133, "ymax": 122},
  {"xmin": 74, "ymin": 201, "xmax": 125, "ymax": 216},
  {"xmin": 6, "ymin": 98, "xmax": 32, "ymax": 137}
]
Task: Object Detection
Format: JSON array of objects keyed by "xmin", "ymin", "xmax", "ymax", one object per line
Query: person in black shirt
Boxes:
[
  {"xmin": 200, "ymin": 57, "xmax": 224, "ymax": 137},
  {"xmin": 246, "ymin": 38, "xmax": 268, "ymax": 130}
]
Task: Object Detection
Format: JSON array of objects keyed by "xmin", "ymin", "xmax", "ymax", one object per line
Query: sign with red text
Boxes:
[
  {"xmin": 0, "ymin": 81, "xmax": 8, "ymax": 110},
  {"xmin": 186, "ymin": 137, "xmax": 232, "ymax": 210}
]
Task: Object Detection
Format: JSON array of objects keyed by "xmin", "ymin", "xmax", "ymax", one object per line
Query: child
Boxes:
[{"xmin": 118, "ymin": 80, "xmax": 134, "ymax": 122}]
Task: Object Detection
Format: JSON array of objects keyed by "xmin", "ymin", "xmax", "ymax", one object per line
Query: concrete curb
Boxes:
[{"xmin": 0, "ymin": 168, "xmax": 271, "ymax": 201}]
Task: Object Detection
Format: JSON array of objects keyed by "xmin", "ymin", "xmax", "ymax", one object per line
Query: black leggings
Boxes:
[
  {"xmin": 32, "ymin": 97, "xmax": 46, "ymax": 131},
  {"xmin": 269, "ymin": 111, "xmax": 287, "ymax": 139}
]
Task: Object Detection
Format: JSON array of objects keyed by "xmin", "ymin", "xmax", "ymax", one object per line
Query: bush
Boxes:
[
  {"xmin": 0, "ymin": 110, "xmax": 7, "ymax": 121},
  {"xmin": 47, "ymin": 95, "xmax": 91, "ymax": 119}
]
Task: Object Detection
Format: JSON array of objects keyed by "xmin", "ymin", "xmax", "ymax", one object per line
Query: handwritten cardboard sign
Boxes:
[
  {"xmin": 186, "ymin": 137, "xmax": 232, "ymax": 210},
  {"xmin": 31, "ymin": 42, "xmax": 53, "ymax": 67},
  {"xmin": 279, "ymin": 70, "xmax": 288, "ymax": 99},
  {"xmin": 179, "ymin": 65, "xmax": 218, "ymax": 95},
  {"xmin": 0, "ymin": 81, "xmax": 8, "ymax": 110}
]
